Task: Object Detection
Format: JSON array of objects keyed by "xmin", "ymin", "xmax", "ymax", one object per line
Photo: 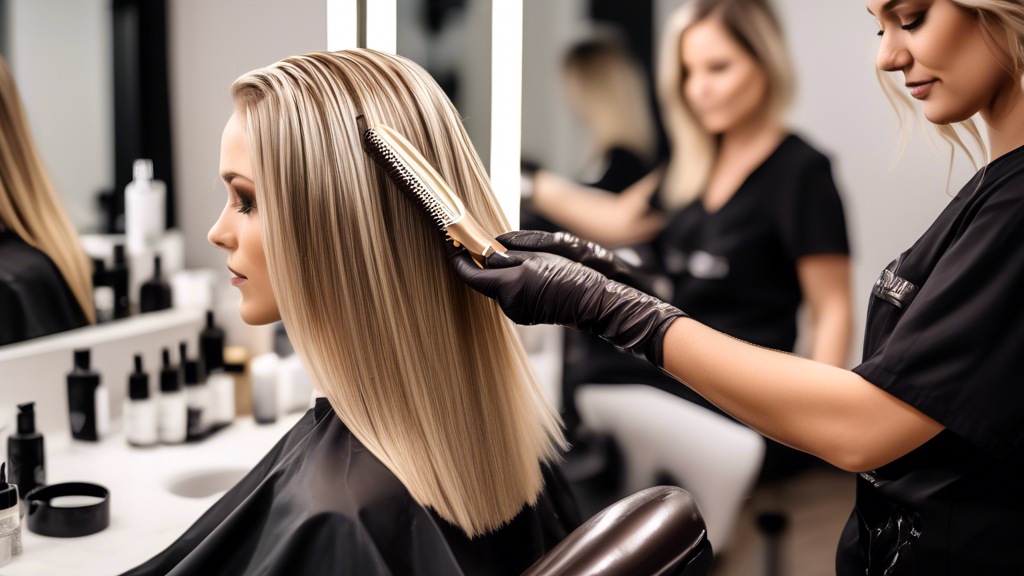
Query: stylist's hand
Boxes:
[
  {"xmin": 494, "ymin": 230, "xmax": 658, "ymax": 295},
  {"xmin": 450, "ymin": 248, "xmax": 686, "ymax": 367}
]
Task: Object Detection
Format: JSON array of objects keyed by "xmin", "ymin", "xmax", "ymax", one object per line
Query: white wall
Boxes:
[
  {"xmin": 650, "ymin": 0, "xmax": 980, "ymax": 363},
  {"xmin": 7, "ymin": 0, "xmax": 114, "ymax": 233},
  {"xmin": 168, "ymin": 0, "xmax": 327, "ymax": 273}
]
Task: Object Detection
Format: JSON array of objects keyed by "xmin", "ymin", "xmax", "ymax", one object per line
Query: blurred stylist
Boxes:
[
  {"xmin": 0, "ymin": 54, "xmax": 95, "ymax": 345},
  {"xmin": 527, "ymin": 0, "xmax": 853, "ymax": 477},
  {"xmin": 456, "ymin": 0, "xmax": 1024, "ymax": 572},
  {"xmin": 522, "ymin": 36, "xmax": 667, "ymax": 425}
]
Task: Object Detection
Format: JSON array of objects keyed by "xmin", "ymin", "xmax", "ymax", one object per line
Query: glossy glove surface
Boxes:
[
  {"xmin": 495, "ymin": 230, "xmax": 657, "ymax": 294},
  {"xmin": 451, "ymin": 248, "xmax": 686, "ymax": 367}
]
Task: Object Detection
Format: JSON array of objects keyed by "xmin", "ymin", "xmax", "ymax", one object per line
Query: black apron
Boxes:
[{"xmin": 121, "ymin": 398, "xmax": 581, "ymax": 576}]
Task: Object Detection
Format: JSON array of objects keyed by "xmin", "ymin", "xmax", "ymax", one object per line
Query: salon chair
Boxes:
[{"xmin": 521, "ymin": 486, "xmax": 713, "ymax": 576}]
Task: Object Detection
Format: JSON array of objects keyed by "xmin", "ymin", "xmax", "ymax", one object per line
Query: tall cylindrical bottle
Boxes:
[{"xmin": 6, "ymin": 403, "xmax": 44, "ymax": 500}]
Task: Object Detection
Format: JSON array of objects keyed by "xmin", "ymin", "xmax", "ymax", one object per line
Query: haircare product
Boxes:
[
  {"xmin": 110, "ymin": 244, "xmax": 131, "ymax": 319},
  {"xmin": 125, "ymin": 159, "xmax": 166, "ymax": 255},
  {"xmin": 360, "ymin": 119, "xmax": 506, "ymax": 267},
  {"xmin": 225, "ymin": 346, "xmax": 252, "ymax": 417},
  {"xmin": 278, "ymin": 354, "xmax": 314, "ymax": 414},
  {"xmin": 91, "ymin": 258, "xmax": 114, "ymax": 323},
  {"xmin": 181, "ymin": 342, "xmax": 209, "ymax": 441},
  {"xmin": 201, "ymin": 311, "xmax": 235, "ymax": 431},
  {"xmin": 158, "ymin": 348, "xmax": 187, "ymax": 444},
  {"xmin": 66, "ymin": 349, "xmax": 110, "ymax": 441},
  {"xmin": 124, "ymin": 355, "xmax": 158, "ymax": 447},
  {"xmin": 7, "ymin": 403, "xmax": 44, "ymax": 501},
  {"xmin": 140, "ymin": 256, "xmax": 173, "ymax": 313},
  {"xmin": 250, "ymin": 353, "xmax": 280, "ymax": 424},
  {"xmin": 0, "ymin": 463, "xmax": 22, "ymax": 566}
]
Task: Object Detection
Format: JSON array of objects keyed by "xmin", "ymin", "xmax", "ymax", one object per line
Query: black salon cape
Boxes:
[
  {"xmin": 836, "ymin": 145, "xmax": 1024, "ymax": 575},
  {"xmin": 0, "ymin": 229, "xmax": 89, "ymax": 345},
  {"xmin": 121, "ymin": 398, "xmax": 581, "ymax": 576}
]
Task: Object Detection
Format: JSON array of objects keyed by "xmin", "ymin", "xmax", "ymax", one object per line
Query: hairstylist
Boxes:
[
  {"xmin": 455, "ymin": 0, "xmax": 1024, "ymax": 573},
  {"xmin": 527, "ymin": 0, "xmax": 852, "ymax": 383}
]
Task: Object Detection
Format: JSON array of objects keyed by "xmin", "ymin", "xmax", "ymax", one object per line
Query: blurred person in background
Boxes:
[
  {"xmin": 524, "ymin": 0, "xmax": 853, "ymax": 472},
  {"xmin": 520, "ymin": 35, "xmax": 667, "ymax": 439}
]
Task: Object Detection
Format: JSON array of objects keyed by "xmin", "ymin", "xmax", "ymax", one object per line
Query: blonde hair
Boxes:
[
  {"xmin": 0, "ymin": 54, "xmax": 95, "ymax": 324},
  {"xmin": 657, "ymin": 0, "xmax": 795, "ymax": 209},
  {"xmin": 231, "ymin": 49, "xmax": 565, "ymax": 537},
  {"xmin": 562, "ymin": 38, "xmax": 658, "ymax": 163},
  {"xmin": 878, "ymin": 1, "xmax": 1024, "ymax": 173}
]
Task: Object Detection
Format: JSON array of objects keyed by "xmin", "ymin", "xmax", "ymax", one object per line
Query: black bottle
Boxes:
[
  {"xmin": 140, "ymin": 255, "xmax": 172, "ymax": 313},
  {"xmin": 110, "ymin": 244, "xmax": 131, "ymax": 319},
  {"xmin": 181, "ymin": 342, "xmax": 208, "ymax": 441},
  {"xmin": 67, "ymin": 349, "xmax": 109, "ymax": 441},
  {"xmin": 7, "ymin": 403, "xmax": 44, "ymax": 500},
  {"xmin": 200, "ymin": 311, "xmax": 225, "ymax": 373}
]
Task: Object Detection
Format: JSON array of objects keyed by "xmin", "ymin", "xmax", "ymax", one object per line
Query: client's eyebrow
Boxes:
[
  {"xmin": 221, "ymin": 172, "xmax": 254, "ymax": 185},
  {"xmin": 867, "ymin": 0, "xmax": 907, "ymax": 17}
]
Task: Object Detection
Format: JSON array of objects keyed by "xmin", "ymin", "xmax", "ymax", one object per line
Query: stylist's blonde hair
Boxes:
[
  {"xmin": 563, "ymin": 37, "xmax": 658, "ymax": 164},
  {"xmin": 231, "ymin": 50, "xmax": 565, "ymax": 537},
  {"xmin": 878, "ymin": 0, "xmax": 1024, "ymax": 172},
  {"xmin": 0, "ymin": 54, "xmax": 95, "ymax": 323},
  {"xmin": 657, "ymin": 0, "xmax": 794, "ymax": 209}
]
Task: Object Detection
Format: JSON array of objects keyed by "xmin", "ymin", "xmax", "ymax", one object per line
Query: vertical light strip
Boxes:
[
  {"xmin": 364, "ymin": 0, "xmax": 397, "ymax": 53},
  {"xmin": 326, "ymin": 0, "xmax": 358, "ymax": 51},
  {"xmin": 490, "ymin": 0, "xmax": 523, "ymax": 229}
]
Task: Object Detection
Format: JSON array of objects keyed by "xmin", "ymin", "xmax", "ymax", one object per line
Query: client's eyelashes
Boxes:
[{"xmin": 235, "ymin": 193, "xmax": 256, "ymax": 215}]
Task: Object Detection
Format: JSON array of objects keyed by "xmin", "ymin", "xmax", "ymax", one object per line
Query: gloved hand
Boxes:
[
  {"xmin": 495, "ymin": 230, "xmax": 658, "ymax": 295},
  {"xmin": 450, "ymin": 248, "xmax": 687, "ymax": 367}
]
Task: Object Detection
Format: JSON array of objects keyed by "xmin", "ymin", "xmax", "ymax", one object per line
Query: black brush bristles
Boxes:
[{"xmin": 362, "ymin": 128, "xmax": 458, "ymax": 230}]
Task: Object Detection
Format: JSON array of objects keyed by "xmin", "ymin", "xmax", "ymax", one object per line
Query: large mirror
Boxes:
[
  {"xmin": 397, "ymin": 0, "xmax": 492, "ymax": 169},
  {"xmin": 0, "ymin": 0, "xmax": 175, "ymax": 235}
]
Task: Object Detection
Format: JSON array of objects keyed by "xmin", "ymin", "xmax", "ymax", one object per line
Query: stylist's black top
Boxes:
[
  {"xmin": 0, "ymin": 229, "xmax": 89, "ymax": 346},
  {"xmin": 655, "ymin": 134, "xmax": 850, "ymax": 353},
  {"xmin": 122, "ymin": 398, "xmax": 581, "ymax": 576},
  {"xmin": 836, "ymin": 145, "xmax": 1024, "ymax": 575}
]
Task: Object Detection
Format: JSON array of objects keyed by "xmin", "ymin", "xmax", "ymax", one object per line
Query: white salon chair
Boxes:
[{"xmin": 576, "ymin": 384, "xmax": 765, "ymax": 553}]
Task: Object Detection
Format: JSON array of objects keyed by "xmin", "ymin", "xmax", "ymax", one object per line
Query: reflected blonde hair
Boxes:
[
  {"xmin": 878, "ymin": 1, "xmax": 1024, "ymax": 173},
  {"xmin": 231, "ymin": 49, "xmax": 565, "ymax": 537},
  {"xmin": 657, "ymin": 0, "xmax": 794, "ymax": 209},
  {"xmin": 563, "ymin": 38, "xmax": 657, "ymax": 163},
  {"xmin": 0, "ymin": 54, "xmax": 95, "ymax": 323}
]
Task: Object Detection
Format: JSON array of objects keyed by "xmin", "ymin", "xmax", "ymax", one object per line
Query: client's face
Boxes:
[{"xmin": 208, "ymin": 108, "xmax": 281, "ymax": 325}]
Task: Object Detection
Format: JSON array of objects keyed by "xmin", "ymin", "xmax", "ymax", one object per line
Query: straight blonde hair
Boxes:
[
  {"xmin": 877, "ymin": 0, "xmax": 1024, "ymax": 174},
  {"xmin": 657, "ymin": 0, "xmax": 794, "ymax": 210},
  {"xmin": 0, "ymin": 54, "xmax": 95, "ymax": 324},
  {"xmin": 231, "ymin": 50, "xmax": 566, "ymax": 537}
]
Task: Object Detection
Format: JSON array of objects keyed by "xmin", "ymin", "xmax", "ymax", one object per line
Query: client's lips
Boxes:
[{"xmin": 228, "ymin": 265, "xmax": 247, "ymax": 279}]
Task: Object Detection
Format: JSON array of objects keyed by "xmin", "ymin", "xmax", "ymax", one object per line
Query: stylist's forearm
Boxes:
[
  {"xmin": 660, "ymin": 318, "xmax": 877, "ymax": 470},
  {"xmin": 809, "ymin": 303, "xmax": 851, "ymax": 368}
]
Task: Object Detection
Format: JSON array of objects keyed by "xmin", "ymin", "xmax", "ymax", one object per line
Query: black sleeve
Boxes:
[
  {"xmin": 0, "ymin": 281, "xmax": 26, "ymax": 346},
  {"xmin": 771, "ymin": 154, "xmax": 850, "ymax": 259},
  {"xmin": 853, "ymin": 190, "xmax": 1024, "ymax": 460}
]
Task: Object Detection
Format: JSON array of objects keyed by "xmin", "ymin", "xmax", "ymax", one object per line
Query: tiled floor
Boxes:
[{"xmin": 712, "ymin": 466, "xmax": 857, "ymax": 576}]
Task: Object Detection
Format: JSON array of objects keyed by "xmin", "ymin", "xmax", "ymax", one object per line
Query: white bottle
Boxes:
[
  {"xmin": 278, "ymin": 354, "xmax": 314, "ymax": 414},
  {"xmin": 157, "ymin": 348, "xmax": 187, "ymax": 444},
  {"xmin": 124, "ymin": 355, "xmax": 158, "ymax": 447},
  {"xmin": 250, "ymin": 353, "xmax": 280, "ymax": 424},
  {"xmin": 207, "ymin": 371, "xmax": 236, "ymax": 429},
  {"xmin": 125, "ymin": 159, "xmax": 166, "ymax": 256}
]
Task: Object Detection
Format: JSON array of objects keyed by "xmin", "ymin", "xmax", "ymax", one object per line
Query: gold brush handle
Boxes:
[{"xmin": 445, "ymin": 214, "xmax": 507, "ymax": 268}]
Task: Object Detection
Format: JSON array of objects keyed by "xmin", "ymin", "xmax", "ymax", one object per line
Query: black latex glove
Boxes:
[
  {"xmin": 495, "ymin": 230, "xmax": 658, "ymax": 295},
  {"xmin": 450, "ymin": 249, "xmax": 687, "ymax": 367}
]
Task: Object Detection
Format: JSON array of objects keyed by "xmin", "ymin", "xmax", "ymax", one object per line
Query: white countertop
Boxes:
[{"xmin": 3, "ymin": 412, "xmax": 305, "ymax": 576}]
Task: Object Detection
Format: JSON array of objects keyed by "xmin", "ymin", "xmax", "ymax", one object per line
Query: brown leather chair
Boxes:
[{"xmin": 521, "ymin": 486, "xmax": 713, "ymax": 576}]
